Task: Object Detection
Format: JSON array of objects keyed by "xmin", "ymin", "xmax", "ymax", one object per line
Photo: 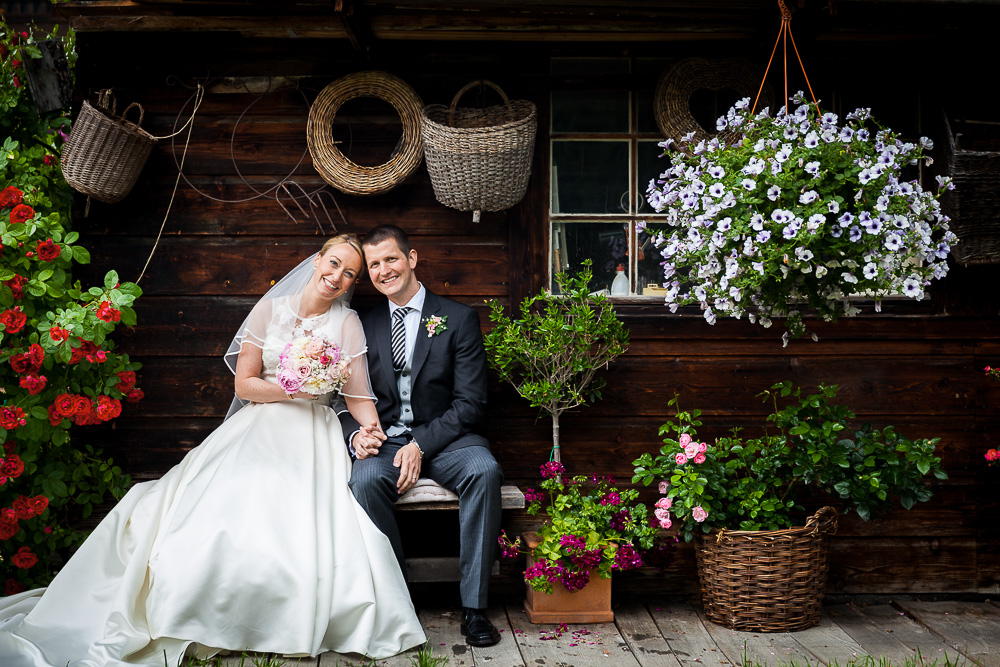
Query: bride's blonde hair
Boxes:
[{"xmin": 320, "ymin": 234, "xmax": 364, "ymax": 266}]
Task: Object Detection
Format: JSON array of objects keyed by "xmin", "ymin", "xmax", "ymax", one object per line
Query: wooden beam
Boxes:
[{"xmin": 68, "ymin": 15, "xmax": 349, "ymax": 39}]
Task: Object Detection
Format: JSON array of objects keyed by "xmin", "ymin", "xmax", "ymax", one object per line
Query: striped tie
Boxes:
[{"xmin": 391, "ymin": 307, "xmax": 412, "ymax": 372}]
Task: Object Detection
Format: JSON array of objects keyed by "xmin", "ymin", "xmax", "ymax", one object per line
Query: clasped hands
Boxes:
[{"xmin": 352, "ymin": 424, "xmax": 423, "ymax": 494}]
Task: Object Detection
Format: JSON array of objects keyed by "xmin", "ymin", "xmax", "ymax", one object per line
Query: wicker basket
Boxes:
[
  {"xmin": 61, "ymin": 90, "xmax": 156, "ymax": 204},
  {"xmin": 307, "ymin": 71, "xmax": 425, "ymax": 197},
  {"xmin": 421, "ymin": 80, "xmax": 537, "ymax": 222},
  {"xmin": 695, "ymin": 506, "xmax": 838, "ymax": 632},
  {"xmin": 942, "ymin": 115, "xmax": 1000, "ymax": 266},
  {"xmin": 655, "ymin": 58, "xmax": 773, "ymax": 148}
]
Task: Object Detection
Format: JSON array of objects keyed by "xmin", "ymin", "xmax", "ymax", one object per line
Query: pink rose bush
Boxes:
[
  {"xmin": 634, "ymin": 382, "xmax": 946, "ymax": 542},
  {"xmin": 277, "ymin": 336, "xmax": 351, "ymax": 396}
]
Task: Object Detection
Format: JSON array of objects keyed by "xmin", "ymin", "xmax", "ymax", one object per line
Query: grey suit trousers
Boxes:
[{"xmin": 349, "ymin": 442, "xmax": 503, "ymax": 609}]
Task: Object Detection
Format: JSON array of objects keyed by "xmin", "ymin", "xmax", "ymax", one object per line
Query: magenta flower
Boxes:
[{"xmin": 540, "ymin": 461, "xmax": 566, "ymax": 479}]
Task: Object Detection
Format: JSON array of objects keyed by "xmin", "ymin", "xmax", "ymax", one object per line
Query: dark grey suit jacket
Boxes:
[{"xmin": 340, "ymin": 289, "xmax": 489, "ymax": 458}]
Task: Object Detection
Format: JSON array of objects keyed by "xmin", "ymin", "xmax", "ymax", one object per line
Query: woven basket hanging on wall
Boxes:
[
  {"xmin": 307, "ymin": 71, "xmax": 425, "ymax": 197},
  {"xmin": 695, "ymin": 506, "xmax": 838, "ymax": 633},
  {"xmin": 655, "ymin": 58, "xmax": 774, "ymax": 148},
  {"xmin": 421, "ymin": 80, "xmax": 537, "ymax": 222},
  {"xmin": 942, "ymin": 115, "xmax": 1000, "ymax": 266},
  {"xmin": 61, "ymin": 90, "xmax": 156, "ymax": 204}
]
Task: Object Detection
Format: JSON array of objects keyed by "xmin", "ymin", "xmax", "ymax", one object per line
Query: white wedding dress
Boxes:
[{"xmin": 0, "ymin": 296, "xmax": 426, "ymax": 666}]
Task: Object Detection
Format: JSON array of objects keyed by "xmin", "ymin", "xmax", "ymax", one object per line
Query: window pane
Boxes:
[
  {"xmin": 550, "ymin": 57, "xmax": 629, "ymax": 76},
  {"xmin": 637, "ymin": 140, "xmax": 671, "ymax": 214},
  {"xmin": 552, "ymin": 91, "xmax": 629, "ymax": 133},
  {"xmin": 552, "ymin": 221, "xmax": 631, "ymax": 293},
  {"xmin": 552, "ymin": 141, "xmax": 629, "ymax": 214},
  {"xmin": 636, "ymin": 88, "xmax": 660, "ymax": 135},
  {"xmin": 637, "ymin": 225, "xmax": 667, "ymax": 297}
]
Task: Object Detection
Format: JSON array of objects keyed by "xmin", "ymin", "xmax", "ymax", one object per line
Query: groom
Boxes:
[{"xmin": 340, "ymin": 224, "xmax": 504, "ymax": 647}]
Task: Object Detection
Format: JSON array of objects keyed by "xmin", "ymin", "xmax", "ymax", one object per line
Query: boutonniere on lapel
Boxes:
[{"xmin": 423, "ymin": 315, "xmax": 448, "ymax": 337}]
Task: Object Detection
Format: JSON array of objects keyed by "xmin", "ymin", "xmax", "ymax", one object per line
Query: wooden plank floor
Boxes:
[{"xmin": 196, "ymin": 599, "xmax": 999, "ymax": 666}]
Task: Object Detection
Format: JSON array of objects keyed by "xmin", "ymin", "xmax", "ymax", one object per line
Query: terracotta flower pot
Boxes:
[{"xmin": 522, "ymin": 532, "xmax": 614, "ymax": 624}]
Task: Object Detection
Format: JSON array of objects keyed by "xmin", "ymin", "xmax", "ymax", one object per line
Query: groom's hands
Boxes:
[{"xmin": 394, "ymin": 442, "xmax": 422, "ymax": 494}]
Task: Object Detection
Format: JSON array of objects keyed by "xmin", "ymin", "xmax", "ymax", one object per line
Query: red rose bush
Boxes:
[{"xmin": 1, "ymin": 21, "xmax": 140, "ymax": 590}]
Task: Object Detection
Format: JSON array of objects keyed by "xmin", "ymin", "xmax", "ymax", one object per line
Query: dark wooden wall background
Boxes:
[{"xmin": 57, "ymin": 1, "xmax": 1000, "ymax": 597}]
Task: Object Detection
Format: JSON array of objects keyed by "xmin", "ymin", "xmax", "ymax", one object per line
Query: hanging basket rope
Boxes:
[
  {"xmin": 753, "ymin": 0, "xmax": 821, "ymax": 116},
  {"xmin": 306, "ymin": 71, "xmax": 424, "ymax": 196}
]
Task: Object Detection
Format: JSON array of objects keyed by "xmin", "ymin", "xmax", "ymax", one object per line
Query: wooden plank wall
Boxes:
[{"xmin": 66, "ymin": 28, "xmax": 1000, "ymax": 597}]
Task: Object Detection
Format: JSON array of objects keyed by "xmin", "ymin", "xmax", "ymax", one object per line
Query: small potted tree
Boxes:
[{"xmin": 483, "ymin": 259, "xmax": 629, "ymax": 465}]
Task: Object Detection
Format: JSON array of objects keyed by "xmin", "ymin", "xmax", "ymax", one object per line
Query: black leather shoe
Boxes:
[{"xmin": 461, "ymin": 607, "xmax": 501, "ymax": 647}]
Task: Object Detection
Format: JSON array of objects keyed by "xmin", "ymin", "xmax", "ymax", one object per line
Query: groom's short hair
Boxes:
[{"xmin": 363, "ymin": 224, "xmax": 411, "ymax": 255}]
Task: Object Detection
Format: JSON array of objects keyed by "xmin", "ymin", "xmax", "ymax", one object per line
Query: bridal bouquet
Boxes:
[{"xmin": 277, "ymin": 336, "xmax": 351, "ymax": 396}]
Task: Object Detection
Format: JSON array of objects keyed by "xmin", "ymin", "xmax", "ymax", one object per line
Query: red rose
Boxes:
[
  {"xmin": 8, "ymin": 204, "xmax": 34, "ymax": 225},
  {"xmin": 0, "ymin": 186, "xmax": 22, "ymax": 209},
  {"xmin": 9, "ymin": 353, "xmax": 31, "ymax": 374},
  {"xmin": 11, "ymin": 59, "xmax": 20, "ymax": 68},
  {"xmin": 4, "ymin": 579, "xmax": 25, "ymax": 595},
  {"xmin": 127, "ymin": 388, "xmax": 145, "ymax": 403},
  {"xmin": 117, "ymin": 371, "xmax": 137, "ymax": 393},
  {"xmin": 36, "ymin": 238, "xmax": 60, "ymax": 262},
  {"xmin": 0, "ymin": 454, "xmax": 24, "ymax": 478},
  {"xmin": 4, "ymin": 274, "xmax": 27, "ymax": 300},
  {"xmin": 49, "ymin": 326, "xmax": 69, "ymax": 342},
  {"xmin": 29, "ymin": 495, "xmax": 48, "ymax": 516},
  {"xmin": 73, "ymin": 395, "xmax": 91, "ymax": 416},
  {"xmin": 12, "ymin": 496, "xmax": 33, "ymax": 520},
  {"xmin": 11, "ymin": 546, "xmax": 38, "ymax": 569},
  {"xmin": 26, "ymin": 343, "xmax": 44, "ymax": 367},
  {"xmin": 47, "ymin": 404, "xmax": 63, "ymax": 427},
  {"xmin": 95, "ymin": 301, "xmax": 121, "ymax": 323},
  {"xmin": 69, "ymin": 339, "xmax": 96, "ymax": 365},
  {"xmin": 18, "ymin": 373, "xmax": 46, "ymax": 396},
  {"xmin": 74, "ymin": 406, "xmax": 101, "ymax": 426},
  {"xmin": 54, "ymin": 393, "xmax": 76, "ymax": 417},
  {"xmin": 0, "ymin": 407, "xmax": 26, "ymax": 431},
  {"xmin": 95, "ymin": 396, "xmax": 122, "ymax": 421},
  {"xmin": 0, "ymin": 518, "xmax": 18, "ymax": 541},
  {"xmin": 12, "ymin": 75, "xmax": 20, "ymax": 89},
  {"xmin": 0, "ymin": 307, "xmax": 27, "ymax": 334},
  {"xmin": 43, "ymin": 154, "xmax": 55, "ymax": 166}
]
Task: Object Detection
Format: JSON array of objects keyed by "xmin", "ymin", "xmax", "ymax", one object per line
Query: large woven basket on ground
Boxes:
[
  {"xmin": 421, "ymin": 80, "xmax": 537, "ymax": 222},
  {"xmin": 695, "ymin": 506, "xmax": 838, "ymax": 632},
  {"xmin": 61, "ymin": 90, "xmax": 156, "ymax": 204}
]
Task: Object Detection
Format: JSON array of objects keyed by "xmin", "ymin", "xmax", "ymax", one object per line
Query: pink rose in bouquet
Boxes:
[{"xmin": 278, "ymin": 335, "xmax": 352, "ymax": 396}]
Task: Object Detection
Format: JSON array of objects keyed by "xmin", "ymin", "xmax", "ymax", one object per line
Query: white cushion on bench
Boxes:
[{"xmin": 396, "ymin": 478, "xmax": 459, "ymax": 505}]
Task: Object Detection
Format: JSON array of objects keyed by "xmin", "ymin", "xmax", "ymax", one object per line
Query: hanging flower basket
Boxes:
[{"xmin": 421, "ymin": 80, "xmax": 537, "ymax": 222}]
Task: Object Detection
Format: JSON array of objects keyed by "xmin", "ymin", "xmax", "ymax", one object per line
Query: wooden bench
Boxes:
[{"xmin": 395, "ymin": 478, "xmax": 525, "ymax": 582}]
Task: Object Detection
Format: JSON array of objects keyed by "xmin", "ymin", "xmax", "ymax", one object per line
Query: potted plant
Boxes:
[
  {"xmin": 642, "ymin": 93, "xmax": 958, "ymax": 345},
  {"xmin": 499, "ymin": 461, "xmax": 671, "ymax": 623},
  {"xmin": 483, "ymin": 259, "xmax": 628, "ymax": 464},
  {"xmin": 632, "ymin": 381, "xmax": 947, "ymax": 631}
]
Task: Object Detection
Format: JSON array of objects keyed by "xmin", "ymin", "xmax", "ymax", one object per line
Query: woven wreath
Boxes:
[
  {"xmin": 655, "ymin": 58, "xmax": 774, "ymax": 146},
  {"xmin": 307, "ymin": 71, "xmax": 424, "ymax": 196}
]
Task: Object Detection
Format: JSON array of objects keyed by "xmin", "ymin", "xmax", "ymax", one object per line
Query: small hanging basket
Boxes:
[
  {"xmin": 695, "ymin": 506, "xmax": 838, "ymax": 632},
  {"xmin": 61, "ymin": 90, "xmax": 157, "ymax": 204},
  {"xmin": 421, "ymin": 80, "xmax": 537, "ymax": 222}
]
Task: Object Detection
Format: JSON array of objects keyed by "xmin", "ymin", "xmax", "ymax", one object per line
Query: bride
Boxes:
[{"xmin": 0, "ymin": 234, "xmax": 426, "ymax": 665}]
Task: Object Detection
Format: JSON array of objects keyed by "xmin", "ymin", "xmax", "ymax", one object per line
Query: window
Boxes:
[{"xmin": 548, "ymin": 57, "xmax": 669, "ymax": 297}]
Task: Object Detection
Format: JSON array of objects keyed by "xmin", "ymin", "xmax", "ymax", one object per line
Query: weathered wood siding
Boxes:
[{"xmin": 66, "ymin": 17, "xmax": 999, "ymax": 596}]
